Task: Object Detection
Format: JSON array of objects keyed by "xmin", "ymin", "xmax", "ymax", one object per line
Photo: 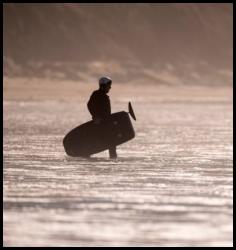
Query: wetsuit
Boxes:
[
  {"xmin": 87, "ymin": 89, "xmax": 111, "ymax": 119},
  {"xmin": 87, "ymin": 89, "xmax": 117, "ymax": 158}
]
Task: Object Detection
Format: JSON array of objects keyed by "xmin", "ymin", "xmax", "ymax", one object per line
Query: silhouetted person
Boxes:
[{"xmin": 87, "ymin": 76, "xmax": 117, "ymax": 159}]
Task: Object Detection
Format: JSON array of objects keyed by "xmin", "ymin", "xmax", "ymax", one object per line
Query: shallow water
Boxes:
[{"xmin": 3, "ymin": 93, "xmax": 233, "ymax": 246}]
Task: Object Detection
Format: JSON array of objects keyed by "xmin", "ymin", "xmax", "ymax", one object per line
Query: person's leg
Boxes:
[{"xmin": 109, "ymin": 146, "xmax": 117, "ymax": 159}]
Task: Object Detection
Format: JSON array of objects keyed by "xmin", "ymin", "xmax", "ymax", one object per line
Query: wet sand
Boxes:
[{"xmin": 3, "ymin": 79, "xmax": 233, "ymax": 246}]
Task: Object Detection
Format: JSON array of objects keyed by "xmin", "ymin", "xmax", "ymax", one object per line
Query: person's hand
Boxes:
[{"xmin": 94, "ymin": 118, "xmax": 102, "ymax": 125}]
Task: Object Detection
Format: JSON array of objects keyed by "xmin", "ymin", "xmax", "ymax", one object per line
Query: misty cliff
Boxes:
[{"xmin": 3, "ymin": 3, "xmax": 233, "ymax": 85}]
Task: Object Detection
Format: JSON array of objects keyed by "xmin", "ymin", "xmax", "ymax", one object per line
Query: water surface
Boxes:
[{"xmin": 3, "ymin": 89, "xmax": 233, "ymax": 247}]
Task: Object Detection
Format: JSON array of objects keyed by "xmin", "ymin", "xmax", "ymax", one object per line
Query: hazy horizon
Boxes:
[{"xmin": 3, "ymin": 3, "xmax": 233, "ymax": 86}]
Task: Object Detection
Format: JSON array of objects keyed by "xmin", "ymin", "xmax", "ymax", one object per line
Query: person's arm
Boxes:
[
  {"xmin": 87, "ymin": 92, "xmax": 97, "ymax": 118},
  {"xmin": 87, "ymin": 92, "xmax": 102, "ymax": 124}
]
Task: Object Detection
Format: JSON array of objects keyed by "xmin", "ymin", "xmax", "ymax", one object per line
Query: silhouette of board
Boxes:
[{"xmin": 63, "ymin": 111, "xmax": 135, "ymax": 157}]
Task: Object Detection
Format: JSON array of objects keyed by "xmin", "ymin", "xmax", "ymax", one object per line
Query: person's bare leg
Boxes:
[{"xmin": 109, "ymin": 146, "xmax": 117, "ymax": 159}]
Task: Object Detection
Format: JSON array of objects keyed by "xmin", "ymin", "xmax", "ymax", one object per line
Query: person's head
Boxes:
[{"xmin": 99, "ymin": 76, "xmax": 112, "ymax": 93}]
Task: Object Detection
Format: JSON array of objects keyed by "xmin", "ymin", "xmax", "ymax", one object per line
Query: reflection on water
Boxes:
[{"xmin": 3, "ymin": 96, "xmax": 233, "ymax": 247}]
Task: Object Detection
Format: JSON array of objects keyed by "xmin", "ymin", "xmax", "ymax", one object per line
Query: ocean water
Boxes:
[{"xmin": 3, "ymin": 88, "xmax": 233, "ymax": 247}]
